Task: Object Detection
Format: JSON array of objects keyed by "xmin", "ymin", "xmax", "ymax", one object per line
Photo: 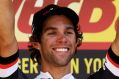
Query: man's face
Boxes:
[{"xmin": 39, "ymin": 15, "xmax": 78, "ymax": 67}]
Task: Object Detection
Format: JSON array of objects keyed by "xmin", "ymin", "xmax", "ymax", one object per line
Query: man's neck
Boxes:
[{"xmin": 41, "ymin": 62, "xmax": 70, "ymax": 79}]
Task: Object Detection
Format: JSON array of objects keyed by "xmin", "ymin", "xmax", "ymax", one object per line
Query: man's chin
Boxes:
[{"xmin": 53, "ymin": 58, "xmax": 71, "ymax": 67}]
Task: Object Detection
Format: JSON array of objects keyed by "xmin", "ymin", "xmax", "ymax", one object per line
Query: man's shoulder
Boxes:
[
  {"xmin": 88, "ymin": 67, "xmax": 119, "ymax": 79},
  {"xmin": 0, "ymin": 68, "xmax": 28, "ymax": 79},
  {"xmin": 18, "ymin": 68, "xmax": 29, "ymax": 79},
  {"xmin": 88, "ymin": 67, "xmax": 104, "ymax": 79}
]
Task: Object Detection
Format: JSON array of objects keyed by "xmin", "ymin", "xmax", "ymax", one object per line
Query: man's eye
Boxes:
[
  {"xmin": 65, "ymin": 31, "xmax": 73, "ymax": 34},
  {"xmin": 47, "ymin": 32, "xmax": 56, "ymax": 35}
]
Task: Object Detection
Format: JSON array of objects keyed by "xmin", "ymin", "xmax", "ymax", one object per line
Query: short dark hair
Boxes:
[{"xmin": 28, "ymin": 4, "xmax": 83, "ymax": 64}]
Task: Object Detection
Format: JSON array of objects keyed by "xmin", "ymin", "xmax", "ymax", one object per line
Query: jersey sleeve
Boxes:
[
  {"xmin": 0, "ymin": 50, "xmax": 19, "ymax": 78},
  {"xmin": 105, "ymin": 47, "xmax": 119, "ymax": 77},
  {"xmin": 88, "ymin": 47, "xmax": 119, "ymax": 79}
]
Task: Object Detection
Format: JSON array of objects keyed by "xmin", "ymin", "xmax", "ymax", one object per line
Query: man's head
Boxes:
[{"xmin": 29, "ymin": 4, "xmax": 83, "ymax": 66}]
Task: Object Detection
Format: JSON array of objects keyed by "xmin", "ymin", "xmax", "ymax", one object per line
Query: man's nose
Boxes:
[{"xmin": 57, "ymin": 33, "xmax": 67, "ymax": 44}]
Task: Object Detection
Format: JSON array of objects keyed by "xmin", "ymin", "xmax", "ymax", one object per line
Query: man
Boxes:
[
  {"xmin": 28, "ymin": 4, "xmax": 82, "ymax": 79},
  {"xmin": 0, "ymin": 0, "xmax": 119, "ymax": 79}
]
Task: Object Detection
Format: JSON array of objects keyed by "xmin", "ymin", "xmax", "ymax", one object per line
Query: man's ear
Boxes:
[
  {"xmin": 76, "ymin": 32, "xmax": 83, "ymax": 47},
  {"xmin": 76, "ymin": 38, "xmax": 82, "ymax": 47},
  {"xmin": 30, "ymin": 42, "xmax": 41, "ymax": 50}
]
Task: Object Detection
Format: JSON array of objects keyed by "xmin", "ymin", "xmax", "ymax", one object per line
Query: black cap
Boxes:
[{"xmin": 32, "ymin": 4, "xmax": 79, "ymax": 37}]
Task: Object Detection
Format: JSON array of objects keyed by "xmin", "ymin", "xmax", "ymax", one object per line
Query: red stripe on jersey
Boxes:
[
  {"xmin": 0, "ymin": 58, "xmax": 18, "ymax": 69},
  {"xmin": 107, "ymin": 53, "xmax": 119, "ymax": 68}
]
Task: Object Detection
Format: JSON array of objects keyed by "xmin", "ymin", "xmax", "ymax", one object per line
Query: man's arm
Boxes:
[
  {"xmin": 112, "ymin": 17, "xmax": 119, "ymax": 56},
  {"xmin": 104, "ymin": 17, "xmax": 119, "ymax": 77},
  {"xmin": 0, "ymin": 0, "xmax": 18, "ymax": 57},
  {"xmin": 88, "ymin": 18, "xmax": 119, "ymax": 79},
  {"xmin": 0, "ymin": 0, "xmax": 19, "ymax": 78}
]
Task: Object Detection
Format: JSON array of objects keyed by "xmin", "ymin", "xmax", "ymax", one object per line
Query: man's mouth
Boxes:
[{"xmin": 53, "ymin": 48, "xmax": 69, "ymax": 52}]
